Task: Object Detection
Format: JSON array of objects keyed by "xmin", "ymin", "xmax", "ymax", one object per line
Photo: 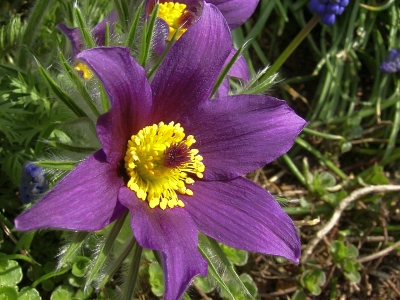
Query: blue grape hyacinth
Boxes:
[
  {"xmin": 380, "ymin": 49, "xmax": 400, "ymax": 73},
  {"xmin": 308, "ymin": 0, "xmax": 349, "ymax": 25},
  {"xmin": 19, "ymin": 162, "xmax": 48, "ymax": 204}
]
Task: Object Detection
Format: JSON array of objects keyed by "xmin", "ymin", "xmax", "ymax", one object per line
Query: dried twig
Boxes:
[
  {"xmin": 358, "ymin": 240, "xmax": 400, "ymax": 263},
  {"xmin": 301, "ymin": 185, "xmax": 400, "ymax": 264}
]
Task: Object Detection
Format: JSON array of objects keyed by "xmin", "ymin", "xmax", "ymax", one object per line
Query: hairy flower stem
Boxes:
[
  {"xmin": 262, "ymin": 14, "xmax": 321, "ymax": 80},
  {"xmin": 121, "ymin": 243, "xmax": 143, "ymax": 300}
]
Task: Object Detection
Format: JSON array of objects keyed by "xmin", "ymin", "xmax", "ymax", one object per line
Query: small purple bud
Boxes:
[
  {"xmin": 321, "ymin": 13, "xmax": 336, "ymax": 26},
  {"xmin": 327, "ymin": 3, "xmax": 340, "ymax": 14},
  {"xmin": 19, "ymin": 162, "xmax": 48, "ymax": 204}
]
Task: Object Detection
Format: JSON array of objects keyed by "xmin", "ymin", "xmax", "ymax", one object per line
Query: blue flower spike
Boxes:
[
  {"xmin": 380, "ymin": 49, "xmax": 400, "ymax": 73},
  {"xmin": 308, "ymin": 0, "xmax": 349, "ymax": 25},
  {"xmin": 19, "ymin": 162, "xmax": 48, "ymax": 204}
]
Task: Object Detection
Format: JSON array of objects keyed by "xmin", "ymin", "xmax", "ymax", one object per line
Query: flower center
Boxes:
[
  {"xmin": 157, "ymin": 2, "xmax": 188, "ymax": 41},
  {"xmin": 124, "ymin": 121, "xmax": 205, "ymax": 210},
  {"xmin": 74, "ymin": 62, "xmax": 93, "ymax": 80}
]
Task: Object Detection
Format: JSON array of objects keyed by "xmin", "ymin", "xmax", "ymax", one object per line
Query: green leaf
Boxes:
[
  {"xmin": 38, "ymin": 65, "xmax": 88, "ymax": 118},
  {"xmin": 198, "ymin": 235, "xmax": 254, "ymax": 300},
  {"xmin": 85, "ymin": 213, "xmax": 128, "ymax": 289},
  {"xmin": 149, "ymin": 262, "xmax": 164, "ymax": 297},
  {"xmin": 220, "ymin": 244, "xmax": 248, "ymax": 266},
  {"xmin": 219, "ymin": 273, "xmax": 258, "ymax": 300},
  {"xmin": 0, "ymin": 258, "xmax": 23, "ymax": 287},
  {"xmin": 344, "ymin": 270, "xmax": 361, "ymax": 283},
  {"xmin": 330, "ymin": 240, "xmax": 347, "ymax": 261},
  {"xmin": 0, "ymin": 286, "xmax": 18, "ymax": 300},
  {"xmin": 346, "ymin": 244, "xmax": 359, "ymax": 259},
  {"xmin": 67, "ymin": 274, "xmax": 85, "ymax": 288},
  {"xmin": 291, "ymin": 289, "xmax": 307, "ymax": 300},
  {"xmin": 300, "ymin": 268, "xmax": 325, "ymax": 296},
  {"xmin": 58, "ymin": 52, "xmax": 100, "ymax": 118},
  {"xmin": 211, "ymin": 40, "xmax": 251, "ymax": 98},
  {"xmin": 18, "ymin": 287, "xmax": 41, "ymax": 300},
  {"xmin": 71, "ymin": 256, "xmax": 91, "ymax": 278},
  {"xmin": 74, "ymin": 6, "xmax": 95, "ymax": 49},
  {"xmin": 194, "ymin": 276, "xmax": 215, "ymax": 294},
  {"xmin": 50, "ymin": 285, "xmax": 74, "ymax": 300},
  {"xmin": 17, "ymin": 0, "xmax": 55, "ymax": 69}
]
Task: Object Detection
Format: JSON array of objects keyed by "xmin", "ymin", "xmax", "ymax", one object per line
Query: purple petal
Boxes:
[
  {"xmin": 226, "ymin": 49, "xmax": 250, "ymax": 82},
  {"xmin": 150, "ymin": 2, "xmax": 232, "ymax": 123},
  {"xmin": 184, "ymin": 177, "xmax": 301, "ymax": 263},
  {"xmin": 118, "ymin": 187, "xmax": 208, "ymax": 300},
  {"xmin": 14, "ymin": 150, "xmax": 126, "ymax": 231},
  {"xmin": 91, "ymin": 11, "xmax": 119, "ymax": 46},
  {"xmin": 57, "ymin": 24, "xmax": 84, "ymax": 57},
  {"xmin": 178, "ymin": 94, "xmax": 306, "ymax": 181},
  {"xmin": 213, "ymin": 78, "xmax": 230, "ymax": 98},
  {"xmin": 77, "ymin": 47, "xmax": 153, "ymax": 165},
  {"xmin": 206, "ymin": 0, "xmax": 259, "ymax": 29}
]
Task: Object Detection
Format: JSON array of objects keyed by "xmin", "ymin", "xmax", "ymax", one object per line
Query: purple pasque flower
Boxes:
[
  {"xmin": 58, "ymin": 11, "xmax": 118, "ymax": 58},
  {"xmin": 206, "ymin": 0, "xmax": 259, "ymax": 29},
  {"xmin": 308, "ymin": 0, "xmax": 349, "ymax": 26},
  {"xmin": 148, "ymin": 0, "xmax": 250, "ymax": 92},
  {"xmin": 15, "ymin": 3, "xmax": 305, "ymax": 300},
  {"xmin": 380, "ymin": 49, "xmax": 400, "ymax": 73},
  {"xmin": 148, "ymin": 0, "xmax": 259, "ymax": 39}
]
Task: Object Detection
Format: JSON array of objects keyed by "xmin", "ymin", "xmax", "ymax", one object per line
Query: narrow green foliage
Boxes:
[
  {"xmin": 42, "ymin": 140, "xmax": 98, "ymax": 154},
  {"xmin": 113, "ymin": 0, "xmax": 127, "ymax": 30},
  {"xmin": 147, "ymin": 27, "xmax": 180, "ymax": 79},
  {"xmin": 38, "ymin": 65, "xmax": 88, "ymax": 118},
  {"xmin": 239, "ymin": 65, "xmax": 279, "ymax": 95},
  {"xmin": 36, "ymin": 160, "xmax": 78, "ymax": 170},
  {"xmin": 121, "ymin": 243, "xmax": 143, "ymax": 300},
  {"xmin": 124, "ymin": 1, "xmax": 144, "ymax": 49},
  {"xmin": 59, "ymin": 52, "xmax": 101, "ymax": 117},
  {"xmin": 0, "ymin": 16, "xmax": 24, "ymax": 63},
  {"xmin": 104, "ymin": 22, "xmax": 110, "ymax": 46},
  {"xmin": 85, "ymin": 212, "xmax": 128, "ymax": 290},
  {"xmin": 0, "ymin": 254, "xmax": 37, "ymax": 265},
  {"xmin": 211, "ymin": 40, "xmax": 251, "ymax": 98},
  {"xmin": 31, "ymin": 267, "xmax": 70, "ymax": 288},
  {"xmin": 97, "ymin": 238, "xmax": 136, "ymax": 289},
  {"xmin": 139, "ymin": 3, "xmax": 159, "ymax": 67},
  {"xmin": 295, "ymin": 137, "xmax": 347, "ymax": 180},
  {"xmin": 17, "ymin": 0, "xmax": 55, "ymax": 69},
  {"xmin": 58, "ymin": 231, "xmax": 90, "ymax": 269},
  {"xmin": 99, "ymin": 84, "xmax": 110, "ymax": 113},
  {"xmin": 197, "ymin": 245, "xmax": 235, "ymax": 299},
  {"xmin": 202, "ymin": 235, "xmax": 254, "ymax": 300},
  {"xmin": 74, "ymin": 5, "xmax": 96, "ymax": 49}
]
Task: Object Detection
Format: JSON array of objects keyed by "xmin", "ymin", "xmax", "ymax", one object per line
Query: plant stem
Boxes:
[{"xmin": 261, "ymin": 14, "xmax": 321, "ymax": 80}]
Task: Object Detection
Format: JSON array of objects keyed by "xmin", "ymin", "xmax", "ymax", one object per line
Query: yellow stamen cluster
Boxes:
[
  {"xmin": 158, "ymin": 2, "xmax": 188, "ymax": 41},
  {"xmin": 124, "ymin": 121, "xmax": 205, "ymax": 210},
  {"xmin": 74, "ymin": 62, "xmax": 93, "ymax": 80}
]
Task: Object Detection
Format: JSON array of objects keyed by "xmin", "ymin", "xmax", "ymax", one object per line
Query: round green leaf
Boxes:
[
  {"xmin": 18, "ymin": 287, "xmax": 41, "ymax": 300},
  {"xmin": 71, "ymin": 256, "xmax": 91, "ymax": 277},
  {"xmin": 50, "ymin": 285, "xmax": 74, "ymax": 300},
  {"xmin": 148, "ymin": 262, "xmax": 164, "ymax": 297},
  {"xmin": 194, "ymin": 276, "xmax": 215, "ymax": 294},
  {"xmin": 220, "ymin": 244, "xmax": 248, "ymax": 266},
  {"xmin": 300, "ymin": 268, "xmax": 325, "ymax": 296},
  {"xmin": 0, "ymin": 286, "xmax": 18, "ymax": 300},
  {"xmin": 0, "ymin": 260, "xmax": 23, "ymax": 286},
  {"xmin": 67, "ymin": 274, "xmax": 85, "ymax": 288}
]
